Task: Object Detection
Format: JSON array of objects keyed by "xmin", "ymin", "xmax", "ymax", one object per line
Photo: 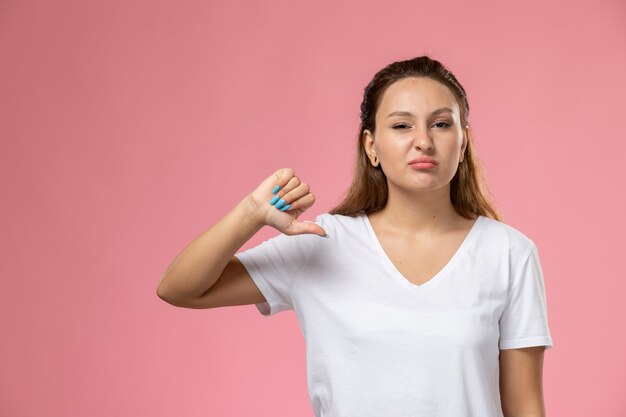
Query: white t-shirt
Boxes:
[{"xmin": 235, "ymin": 212, "xmax": 554, "ymax": 417}]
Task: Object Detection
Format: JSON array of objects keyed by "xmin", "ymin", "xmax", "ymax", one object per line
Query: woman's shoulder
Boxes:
[
  {"xmin": 478, "ymin": 215, "xmax": 536, "ymax": 255},
  {"xmin": 312, "ymin": 211, "xmax": 366, "ymax": 234},
  {"xmin": 315, "ymin": 211, "xmax": 365, "ymax": 225}
]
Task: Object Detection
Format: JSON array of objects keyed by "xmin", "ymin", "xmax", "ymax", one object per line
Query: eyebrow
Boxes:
[{"xmin": 387, "ymin": 107, "xmax": 454, "ymax": 118}]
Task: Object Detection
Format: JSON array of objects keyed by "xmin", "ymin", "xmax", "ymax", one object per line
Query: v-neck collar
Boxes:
[{"xmin": 362, "ymin": 213, "xmax": 484, "ymax": 292}]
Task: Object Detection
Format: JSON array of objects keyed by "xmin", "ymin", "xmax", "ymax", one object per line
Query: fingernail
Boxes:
[
  {"xmin": 320, "ymin": 233, "xmax": 330, "ymax": 238},
  {"xmin": 269, "ymin": 195, "xmax": 280, "ymax": 205},
  {"xmin": 272, "ymin": 185, "xmax": 281, "ymax": 194},
  {"xmin": 274, "ymin": 199, "xmax": 286, "ymax": 209},
  {"xmin": 279, "ymin": 204, "xmax": 291, "ymax": 212}
]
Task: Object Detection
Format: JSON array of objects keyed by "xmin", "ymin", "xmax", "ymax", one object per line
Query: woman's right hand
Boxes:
[{"xmin": 247, "ymin": 167, "xmax": 327, "ymax": 237}]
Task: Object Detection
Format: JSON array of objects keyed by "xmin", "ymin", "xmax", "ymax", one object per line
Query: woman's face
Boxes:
[{"xmin": 364, "ymin": 76, "xmax": 468, "ymax": 194}]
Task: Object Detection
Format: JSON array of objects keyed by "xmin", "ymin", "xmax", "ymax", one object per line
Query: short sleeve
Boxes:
[
  {"xmin": 499, "ymin": 241, "xmax": 554, "ymax": 350},
  {"xmin": 234, "ymin": 215, "xmax": 325, "ymax": 317}
]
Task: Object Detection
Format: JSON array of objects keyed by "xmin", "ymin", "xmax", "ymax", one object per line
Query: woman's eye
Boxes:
[{"xmin": 393, "ymin": 122, "xmax": 450, "ymax": 129}]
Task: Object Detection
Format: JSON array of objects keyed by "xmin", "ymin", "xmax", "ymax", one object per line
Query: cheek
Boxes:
[{"xmin": 374, "ymin": 138, "xmax": 395, "ymax": 158}]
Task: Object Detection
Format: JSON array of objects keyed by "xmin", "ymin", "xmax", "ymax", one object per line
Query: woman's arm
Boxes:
[
  {"xmin": 156, "ymin": 195, "xmax": 264, "ymax": 305},
  {"xmin": 499, "ymin": 346, "xmax": 547, "ymax": 417},
  {"xmin": 156, "ymin": 167, "xmax": 325, "ymax": 308}
]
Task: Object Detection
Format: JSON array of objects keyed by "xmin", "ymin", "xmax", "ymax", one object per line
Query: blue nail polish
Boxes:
[
  {"xmin": 272, "ymin": 185, "xmax": 281, "ymax": 194},
  {"xmin": 274, "ymin": 199, "xmax": 286, "ymax": 209},
  {"xmin": 269, "ymin": 195, "xmax": 280, "ymax": 205},
  {"xmin": 279, "ymin": 204, "xmax": 291, "ymax": 212}
]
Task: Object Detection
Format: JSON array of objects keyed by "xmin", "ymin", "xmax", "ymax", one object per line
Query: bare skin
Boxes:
[
  {"xmin": 157, "ymin": 167, "xmax": 326, "ymax": 307},
  {"xmin": 363, "ymin": 76, "xmax": 476, "ymax": 285},
  {"xmin": 367, "ymin": 210, "xmax": 478, "ymax": 286}
]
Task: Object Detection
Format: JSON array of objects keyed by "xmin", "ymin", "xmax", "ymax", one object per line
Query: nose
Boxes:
[{"xmin": 412, "ymin": 128, "xmax": 434, "ymax": 151}]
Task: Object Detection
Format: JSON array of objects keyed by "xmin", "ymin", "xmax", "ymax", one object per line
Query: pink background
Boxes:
[{"xmin": 1, "ymin": 0, "xmax": 625, "ymax": 416}]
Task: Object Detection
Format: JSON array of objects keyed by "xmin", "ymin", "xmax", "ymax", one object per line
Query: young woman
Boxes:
[{"xmin": 157, "ymin": 55, "xmax": 554, "ymax": 417}]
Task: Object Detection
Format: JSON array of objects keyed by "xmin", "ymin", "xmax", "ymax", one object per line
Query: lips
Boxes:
[{"xmin": 408, "ymin": 157, "xmax": 438, "ymax": 165}]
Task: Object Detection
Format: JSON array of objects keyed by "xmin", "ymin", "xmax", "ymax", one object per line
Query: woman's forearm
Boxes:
[{"xmin": 156, "ymin": 195, "xmax": 264, "ymax": 304}]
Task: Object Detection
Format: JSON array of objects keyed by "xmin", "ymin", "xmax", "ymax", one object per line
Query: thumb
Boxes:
[{"xmin": 289, "ymin": 220, "xmax": 329, "ymax": 238}]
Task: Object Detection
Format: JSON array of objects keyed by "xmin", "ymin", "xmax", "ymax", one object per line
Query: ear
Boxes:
[
  {"xmin": 461, "ymin": 125, "xmax": 470, "ymax": 159},
  {"xmin": 363, "ymin": 129, "xmax": 376, "ymax": 158}
]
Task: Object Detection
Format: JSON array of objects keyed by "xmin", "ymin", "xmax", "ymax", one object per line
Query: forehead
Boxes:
[{"xmin": 377, "ymin": 77, "xmax": 459, "ymax": 116}]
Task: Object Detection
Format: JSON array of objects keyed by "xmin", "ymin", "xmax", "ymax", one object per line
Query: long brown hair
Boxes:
[{"xmin": 328, "ymin": 55, "xmax": 503, "ymax": 222}]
